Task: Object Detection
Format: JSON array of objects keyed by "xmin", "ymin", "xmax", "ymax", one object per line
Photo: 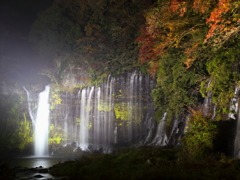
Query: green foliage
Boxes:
[
  {"xmin": 75, "ymin": 118, "xmax": 80, "ymax": 126},
  {"xmin": 50, "ymin": 146, "xmax": 178, "ymax": 179},
  {"xmin": 49, "ymin": 85, "xmax": 63, "ymax": 110},
  {"xmin": 49, "ymin": 124, "xmax": 64, "ymax": 145},
  {"xmin": 152, "ymin": 53, "xmax": 200, "ymax": 123},
  {"xmin": 97, "ymin": 101, "xmax": 112, "ymax": 112},
  {"xmin": 139, "ymin": 65, "xmax": 149, "ymax": 75},
  {"xmin": 114, "ymin": 103, "xmax": 130, "ymax": 121},
  {"xmin": 50, "ymin": 161, "xmax": 80, "ymax": 177},
  {"xmin": 200, "ymin": 40, "xmax": 240, "ymax": 115},
  {"xmin": 0, "ymin": 94, "xmax": 33, "ymax": 151},
  {"xmin": 49, "ymin": 146, "xmax": 240, "ymax": 180},
  {"xmin": 11, "ymin": 113, "xmax": 33, "ymax": 149},
  {"xmin": 180, "ymin": 110, "xmax": 218, "ymax": 161},
  {"xmin": 114, "ymin": 103, "xmax": 143, "ymax": 125}
]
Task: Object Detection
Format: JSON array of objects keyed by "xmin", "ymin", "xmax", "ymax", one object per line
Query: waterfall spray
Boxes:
[{"xmin": 23, "ymin": 86, "xmax": 36, "ymax": 126}]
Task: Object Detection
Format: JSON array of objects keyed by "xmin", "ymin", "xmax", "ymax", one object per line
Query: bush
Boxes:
[{"xmin": 180, "ymin": 109, "xmax": 218, "ymax": 162}]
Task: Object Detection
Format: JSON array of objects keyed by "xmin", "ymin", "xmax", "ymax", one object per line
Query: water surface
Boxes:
[{"xmin": 1, "ymin": 156, "xmax": 72, "ymax": 168}]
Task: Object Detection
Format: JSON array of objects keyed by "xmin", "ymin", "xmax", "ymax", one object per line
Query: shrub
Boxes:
[{"xmin": 180, "ymin": 109, "xmax": 218, "ymax": 162}]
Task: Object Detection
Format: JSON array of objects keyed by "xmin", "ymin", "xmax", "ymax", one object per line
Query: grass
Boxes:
[{"xmin": 49, "ymin": 146, "xmax": 240, "ymax": 180}]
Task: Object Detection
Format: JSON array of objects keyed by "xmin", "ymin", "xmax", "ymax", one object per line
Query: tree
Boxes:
[
  {"xmin": 137, "ymin": 0, "xmax": 240, "ymax": 121},
  {"xmin": 29, "ymin": 0, "xmax": 156, "ymax": 78}
]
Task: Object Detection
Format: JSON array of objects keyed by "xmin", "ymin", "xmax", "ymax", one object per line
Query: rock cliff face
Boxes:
[
  {"xmin": 60, "ymin": 64, "xmax": 91, "ymax": 88},
  {"xmin": 25, "ymin": 70, "xmax": 186, "ymax": 155},
  {"xmin": 56, "ymin": 57, "xmax": 92, "ymax": 89}
]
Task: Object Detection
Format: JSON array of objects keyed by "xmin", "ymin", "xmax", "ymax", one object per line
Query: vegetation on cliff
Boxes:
[
  {"xmin": 0, "ymin": 94, "xmax": 33, "ymax": 152},
  {"xmin": 29, "ymin": 0, "xmax": 156, "ymax": 81},
  {"xmin": 136, "ymin": 0, "xmax": 240, "ymax": 122},
  {"xmin": 28, "ymin": 0, "xmax": 240, "ymax": 123}
]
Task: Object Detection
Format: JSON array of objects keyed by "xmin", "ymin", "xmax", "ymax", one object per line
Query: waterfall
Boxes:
[
  {"xmin": 23, "ymin": 86, "xmax": 36, "ymax": 126},
  {"xmin": 150, "ymin": 112, "xmax": 167, "ymax": 146},
  {"xmin": 229, "ymin": 86, "xmax": 239, "ymax": 120},
  {"xmin": 61, "ymin": 72, "xmax": 161, "ymax": 151},
  {"xmin": 25, "ymin": 71, "xmax": 173, "ymax": 154},
  {"xmin": 79, "ymin": 87, "xmax": 94, "ymax": 150},
  {"xmin": 34, "ymin": 85, "xmax": 50, "ymax": 156},
  {"xmin": 235, "ymin": 108, "xmax": 240, "ymax": 158},
  {"xmin": 93, "ymin": 87, "xmax": 101, "ymax": 149},
  {"xmin": 24, "ymin": 85, "xmax": 50, "ymax": 156},
  {"xmin": 23, "ymin": 71, "xmax": 240, "ymax": 156},
  {"xmin": 232, "ymin": 85, "xmax": 240, "ymax": 157},
  {"xmin": 79, "ymin": 88, "xmax": 87, "ymax": 150}
]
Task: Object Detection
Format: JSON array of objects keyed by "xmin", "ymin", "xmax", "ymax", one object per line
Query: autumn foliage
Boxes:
[
  {"xmin": 136, "ymin": 27, "xmax": 171, "ymax": 76},
  {"xmin": 137, "ymin": 0, "xmax": 240, "ymax": 122},
  {"xmin": 137, "ymin": 0, "xmax": 239, "ymax": 72},
  {"xmin": 205, "ymin": 0, "xmax": 232, "ymax": 42},
  {"xmin": 170, "ymin": 0, "xmax": 187, "ymax": 16}
]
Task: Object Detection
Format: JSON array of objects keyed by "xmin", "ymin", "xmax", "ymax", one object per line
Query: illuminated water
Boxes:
[
  {"xmin": 25, "ymin": 72, "xmax": 185, "ymax": 154},
  {"xmin": 34, "ymin": 85, "xmax": 50, "ymax": 156},
  {"xmin": 0, "ymin": 156, "xmax": 71, "ymax": 180},
  {"xmin": 3, "ymin": 156, "xmax": 67, "ymax": 168}
]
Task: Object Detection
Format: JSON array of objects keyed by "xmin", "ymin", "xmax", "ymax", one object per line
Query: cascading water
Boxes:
[
  {"xmin": 149, "ymin": 112, "xmax": 167, "ymax": 146},
  {"xmin": 49, "ymin": 71, "xmax": 173, "ymax": 154},
  {"xmin": 200, "ymin": 82, "xmax": 240, "ymax": 158},
  {"xmin": 23, "ymin": 87, "xmax": 37, "ymax": 127},
  {"xmin": 34, "ymin": 85, "xmax": 50, "ymax": 156},
  {"xmin": 24, "ymin": 71, "xmax": 189, "ymax": 155},
  {"xmin": 24, "ymin": 85, "xmax": 50, "ymax": 156},
  {"xmin": 231, "ymin": 85, "xmax": 240, "ymax": 158},
  {"xmin": 23, "ymin": 71, "xmax": 240, "ymax": 157},
  {"xmin": 79, "ymin": 87, "xmax": 94, "ymax": 150},
  {"xmin": 93, "ymin": 87, "xmax": 101, "ymax": 149}
]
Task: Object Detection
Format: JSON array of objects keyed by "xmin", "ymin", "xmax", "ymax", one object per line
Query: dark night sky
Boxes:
[
  {"xmin": 0, "ymin": 0, "xmax": 53, "ymax": 36},
  {"xmin": 0, "ymin": 0, "xmax": 54, "ymax": 84}
]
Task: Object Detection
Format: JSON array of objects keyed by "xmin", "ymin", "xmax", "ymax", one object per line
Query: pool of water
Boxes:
[
  {"xmin": 1, "ymin": 156, "xmax": 73, "ymax": 168},
  {"xmin": 0, "ymin": 156, "xmax": 74, "ymax": 180}
]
